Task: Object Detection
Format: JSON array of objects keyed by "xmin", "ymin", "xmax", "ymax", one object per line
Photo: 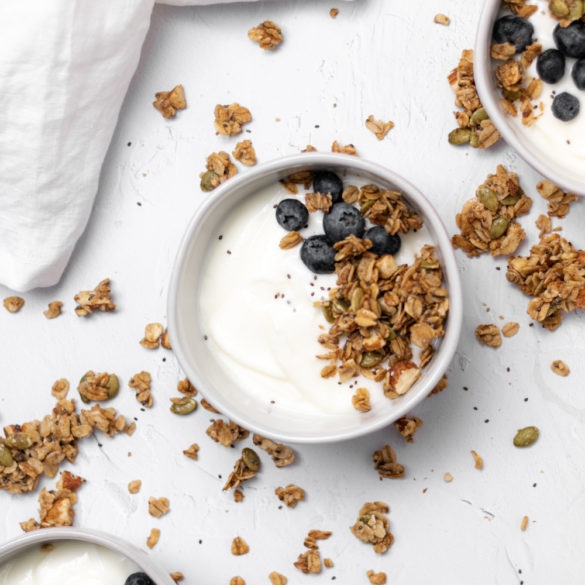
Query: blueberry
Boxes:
[
  {"xmin": 493, "ymin": 15, "xmax": 534, "ymax": 53},
  {"xmin": 536, "ymin": 49, "xmax": 566, "ymax": 84},
  {"xmin": 364, "ymin": 226, "xmax": 401, "ymax": 256},
  {"xmin": 300, "ymin": 235, "xmax": 336, "ymax": 274},
  {"xmin": 323, "ymin": 202, "xmax": 365, "ymax": 243},
  {"xmin": 553, "ymin": 21, "xmax": 585, "ymax": 59},
  {"xmin": 551, "ymin": 92, "xmax": 580, "ymax": 121},
  {"xmin": 313, "ymin": 170, "xmax": 343, "ymax": 203},
  {"xmin": 125, "ymin": 573, "xmax": 154, "ymax": 585},
  {"xmin": 275, "ymin": 199, "xmax": 309, "ymax": 231},
  {"xmin": 572, "ymin": 58, "xmax": 585, "ymax": 90}
]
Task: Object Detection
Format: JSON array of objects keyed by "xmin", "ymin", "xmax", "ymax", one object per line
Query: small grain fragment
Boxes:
[
  {"xmin": 331, "ymin": 140, "xmax": 357, "ymax": 155},
  {"xmin": 234, "ymin": 489, "xmax": 244, "ymax": 503},
  {"xmin": 140, "ymin": 323, "xmax": 163, "ymax": 349},
  {"xmin": 365, "ymin": 115, "xmax": 394, "ymax": 140},
  {"xmin": 323, "ymin": 558, "xmax": 333, "ymax": 568},
  {"xmin": 233, "ymin": 140, "xmax": 257, "ymax": 166},
  {"xmin": 367, "ymin": 570, "xmax": 387, "ymax": 585},
  {"xmin": 475, "ymin": 324, "xmax": 502, "ymax": 348},
  {"xmin": 275, "ymin": 484, "xmax": 305, "ymax": 508},
  {"xmin": 128, "ymin": 480, "xmax": 142, "ymax": 494},
  {"xmin": 521, "ymin": 515, "xmax": 528, "ymax": 531},
  {"xmin": 231, "ymin": 536, "xmax": 249, "ymax": 556},
  {"xmin": 471, "ymin": 450, "xmax": 483, "ymax": 470},
  {"xmin": 51, "ymin": 379, "xmax": 70, "ymax": 400},
  {"xmin": 147, "ymin": 528, "xmax": 160, "ymax": 549},
  {"xmin": 502, "ymin": 322, "xmax": 519, "ymax": 337},
  {"xmin": 248, "ymin": 21, "xmax": 283, "ymax": 50},
  {"xmin": 352, "ymin": 387, "xmax": 371, "ymax": 412},
  {"xmin": 443, "ymin": 472, "xmax": 453, "ymax": 482},
  {"xmin": 183, "ymin": 443, "xmax": 199, "ymax": 460},
  {"xmin": 170, "ymin": 572, "xmax": 184, "ymax": 583},
  {"xmin": 44, "ymin": 301, "xmax": 63, "ymax": 319},
  {"xmin": 148, "ymin": 497, "xmax": 170, "ymax": 518},
  {"xmin": 329, "ymin": 8, "xmax": 339, "ymax": 18},
  {"xmin": 393, "ymin": 416, "xmax": 423, "ymax": 442},
  {"xmin": 230, "ymin": 578, "xmax": 245, "ymax": 585},
  {"xmin": 434, "ymin": 13, "xmax": 451, "ymax": 25},
  {"xmin": 279, "ymin": 231, "xmax": 303, "ymax": 250},
  {"xmin": 269, "ymin": 572, "xmax": 287, "ymax": 585},
  {"xmin": 153, "ymin": 85, "xmax": 186, "ymax": 118},
  {"xmin": 3, "ymin": 296, "xmax": 24, "ymax": 313},
  {"xmin": 551, "ymin": 360, "xmax": 570, "ymax": 376}
]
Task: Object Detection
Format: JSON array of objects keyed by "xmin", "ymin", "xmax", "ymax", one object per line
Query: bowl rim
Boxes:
[
  {"xmin": 475, "ymin": 0, "xmax": 585, "ymax": 196},
  {"xmin": 0, "ymin": 527, "xmax": 175, "ymax": 585},
  {"xmin": 168, "ymin": 152, "xmax": 463, "ymax": 444}
]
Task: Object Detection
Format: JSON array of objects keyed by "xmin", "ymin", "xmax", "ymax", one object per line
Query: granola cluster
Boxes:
[
  {"xmin": 77, "ymin": 371, "xmax": 119, "ymax": 403},
  {"xmin": 365, "ymin": 115, "xmax": 394, "ymax": 140},
  {"xmin": 448, "ymin": 50, "xmax": 501, "ymax": 148},
  {"xmin": 331, "ymin": 140, "xmax": 358, "ymax": 155},
  {"xmin": 275, "ymin": 484, "xmax": 305, "ymax": 508},
  {"xmin": 350, "ymin": 502, "xmax": 394, "ymax": 554},
  {"xmin": 475, "ymin": 324, "xmax": 503, "ymax": 348},
  {"xmin": 393, "ymin": 415, "xmax": 423, "ymax": 442},
  {"xmin": 153, "ymin": 85, "xmax": 186, "ymax": 119},
  {"xmin": 504, "ymin": 0, "xmax": 538, "ymax": 18},
  {"xmin": 252, "ymin": 434, "xmax": 295, "ymax": 467},
  {"xmin": 294, "ymin": 530, "xmax": 332, "ymax": 574},
  {"xmin": 537, "ymin": 180, "xmax": 578, "ymax": 218},
  {"xmin": 232, "ymin": 140, "xmax": 257, "ymax": 166},
  {"xmin": 3, "ymin": 296, "xmax": 24, "ymax": 313},
  {"xmin": 74, "ymin": 279, "xmax": 116, "ymax": 316},
  {"xmin": 373, "ymin": 444, "xmax": 404, "ymax": 479},
  {"xmin": 451, "ymin": 165, "xmax": 532, "ymax": 257},
  {"xmin": 206, "ymin": 420, "xmax": 249, "ymax": 447},
  {"xmin": 247, "ymin": 21, "xmax": 283, "ymax": 50},
  {"xmin": 200, "ymin": 151, "xmax": 238, "ymax": 192},
  {"xmin": 129, "ymin": 371, "xmax": 153, "ymax": 408},
  {"xmin": 507, "ymin": 233, "xmax": 585, "ymax": 330},
  {"xmin": 214, "ymin": 103, "xmax": 252, "ymax": 136}
]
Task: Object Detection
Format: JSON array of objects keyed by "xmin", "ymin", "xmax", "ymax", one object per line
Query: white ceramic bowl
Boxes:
[
  {"xmin": 0, "ymin": 527, "xmax": 175, "ymax": 585},
  {"xmin": 168, "ymin": 153, "xmax": 462, "ymax": 444},
  {"xmin": 475, "ymin": 0, "xmax": 585, "ymax": 196}
]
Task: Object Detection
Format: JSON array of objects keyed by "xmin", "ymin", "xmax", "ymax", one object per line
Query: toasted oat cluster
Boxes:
[
  {"xmin": 537, "ymin": 180, "xmax": 578, "ymax": 218},
  {"xmin": 504, "ymin": 0, "xmax": 538, "ymax": 18},
  {"xmin": 305, "ymin": 192, "xmax": 333, "ymax": 214},
  {"xmin": 393, "ymin": 416, "xmax": 423, "ymax": 442},
  {"xmin": 507, "ymin": 233, "xmax": 585, "ymax": 330},
  {"xmin": 350, "ymin": 501, "xmax": 394, "ymax": 554},
  {"xmin": 351, "ymin": 387, "xmax": 371, "ymax": 412},
  {"xmin": 153, "ymin": 85, "xmax": 186, "ymax": 119},
  {"xmin": 294, "ymin": 530, "xmax": 331, "ymax": 574},
  {"xmin": 77, "ymin": 371, "xmax": 119, "ymax": 402},
  {"xmin": 253, "ymin": 434, "xmax": 295, "ymax": 467},
  {"xmin": 74, "ymin": 278, "xmax": 115, "ymax": 316},
  {"xmin": 331, "ymin": 140, "xmax": 358, "ymax": 155},
  {"xmin": 129, "ymin": 371, "xmax": 152, "ymax": 408},
  {"xmin": 200, "ymin": 151, "xmax": 238, "ymax": 192},
  {"xmin": 232, "ymin": 140, "xmax": 257, "ymax": 166},
  {"xmin": 248, "ymin": 21, "xmax": 283, "ymax": 50},
  {"xmin": 448, "ymin": 50, "xmax": 500, "ymax": 148},
  {"xmin": 3, "ymin": 296, "xmax": 24, "ymax": 313},
  {"xmin": 275, "ymin": 484, "xmax": 305, "ymax": 508},
  {"xmin": 223, "ymin": 458, "xmax": 257, "ymax": 491},
  {"xmin": 451, "ymin": 165, "xmax": 532, "ymax": 257},
  {"xmin": 365, "ymin": 115, "xmax": 394, "ymax": 140},
  {"xmin": 140, "ymin": 323, "xmax": 164, "ymax": 349},
  {"xmin": 434, "ymin": 13, "xmax": 451, "ymax": 25},
  {"xmin": 214, "ymin": 103, "xmax": 252, "ymax": 136},
  {"xmin": 475, "ymin": 324, "xmax": 502, "ymax": 348},
  {"xmin": 206, "ymin": 420, "xmax": 248, "ymax": 447},
  {"xmin": 43, "ymin": 301, "xmax": 63, "ymax": 319},
  {"xmin": 373, "ymin": 444, "xmax": 404, "ymax": 479},
  {"xmin": 149, "ymin": 496, "xmax": 170, "ymax": 518}
]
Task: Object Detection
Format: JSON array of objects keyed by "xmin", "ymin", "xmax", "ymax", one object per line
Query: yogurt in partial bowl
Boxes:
[{"xmin": 168, "ymin": 154, "xmax": 462, "ymax": 444}]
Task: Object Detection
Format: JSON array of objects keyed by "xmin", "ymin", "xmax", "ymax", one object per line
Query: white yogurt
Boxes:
[
  {"xmin": 0, "ymin": 541, "xmax": 139, "ymax": 585},
  {"xmin": 199, "ymin": 180, "xmax": 433, "ymax": 416}
]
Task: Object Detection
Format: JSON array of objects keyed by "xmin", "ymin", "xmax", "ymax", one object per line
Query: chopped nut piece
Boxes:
[
  {"xmin": 385, "ymin": 361, "xmax": 420, "ymax": 397},
  {"xmin": 331, "ymin": 140, "xmax": 358, "ymax": 155},
  {"xmin": 269, "ymin": 572, "xmax": 287, "ymax": 585},
  {"xmin": 352, "ymin": 388, "xmax": 371, "ymax": 412},
  {"xmin": 443, "ymin": 472, "xmax": 453, "ymax": 482},
  {"xmin": 434, "ymin": 13, "xmax": 450, "ymax": 25},
  {"xmin": 329, "ymin": 8, "xmax": 339, "ymax": 17},
  {"xmin": 275, "ymin": 484, "xmax": 305, "ymax": 508},
  {"xmin": 350, "ymin": 502, "xmax": 394, "ymax": 554},
  {"xmin": 148, "ymin": 497, "xmax": 170, "ymax": 518},
  {"xmin": 183, "ymin": 443, "xmax": 199, "ymax": 460},
  {"xmin": 129, "ymin": 371, "xmax": 152, "ymax": 408},
  {"xmin": 248, "ymin": 21, "xmax": 283, "ymax": 50},
  {"xmin": 231, "ymin": 536, "xmax": 249, "ymax": 556},
  {"xmin": 170, "ymin": 572, "xmax": 184, "ymax": 583},
  {"xmin": 153, "ymin": 85, "xmax": 186, "ymax": 118},
  {"xmin": 201, "ymin": 151, "xmax": 238, "ymax": 191},
  {"xmin": 3, "ymin": 296, "xmax": 24, "ymax": 313},
  {"xmin": 177, "ymin": 378, "xmax": 197, "ymax": 396},
  {"xmin": 373, "ymin": 445, "xmax": 404, "ymax": 479},
  {"xmin": 521, "ymin": 515, "xmax": 529, "ymax": 531},
  {"xmin": 367, "ymin": 570, "xmax": 387, "ymax": 585},
  {"xmin": 161, "ymin": 328, "xmax": 172, "ymax": 349},
  {"xmin": 502, "ymin": 322, "xmax": 519, "ymax": 337},
  {"xmin": 207, "ymin": 420, "xmax": 249, "ymax": 447},
  {"xmin": 303, "ymin": 530, "xmax": 332, "ymax": 549},
  {"xmin": 74, "ymin": 279, "xmax": 115, "ymax": 316},
  {"xmin": 43, "ymin": 301, "xmax": 63, "ymax": 319},
  {"xmin": 200, "ymin": 398, "xmax": 220, "ymax": 413},
  {"xmin": 140, "ymin": 323, "xmax": 163, "ymax": 349},
  {"xmin": 233, "ymin": 140, "xmax": 257, "ymax": 166},
  {"xmin": 128, "ymin": 480, "xmax": 142, "ymax": 494},
  {"xmin": 393, "ymin": 416, "xmax": 423, "ymax": 442},
  {"xmin": 51, "ymin": 379, "xmax": 70, "ymax": 400},
  {"xmin": 475, "ymin": 324, "xmax": 502, "ymax": 348},
  {"xmin": 551, "ymin": 360, "xmax": 570, "ymax": 376},
  {"xmin": 537, "ymin": 180, "xmax": 578, "ymax": 218},
  {"xmin": 253, "ymin": 434, "xmax": 295, "ymax": 467},
  {"xmin": 294, "ymin": 550, "xmax": 321, "ymax": 574},
  {"xmin": 230, "ymin": 578, "xmax": 245, "ymax": 585},
  {"xmin": 279, "ymin": 231, "xmax": 303, "ymax": 250},
  {"xmin": 365, "ymin": 115, "xmax": 395, "ymax": 140},
  {"xmin": 305, "ymin": 192, "xmax": 333, "ymax": 213},
  {"xmin": 234, "ymin": 489, "xmax": 244, "ymax": 502},
  {"xmin": 223, "ymin": 458, "xmax": 256, "ymax": 491},
  {"xmin": 147, "ymin": 528, "xmax": 160, "ymax": 549},
  {"xmin": 214, "ymin": 103, "xmax": 252, "ymax": 136},
  {"xmin": 471, "ymin": 450, "xmax": 483, "ymax": 470}
]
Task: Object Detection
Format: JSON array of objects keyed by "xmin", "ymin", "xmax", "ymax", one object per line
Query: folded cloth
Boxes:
[{"xmin": 0, "ymin": 0, "xmax": 256, "ymax": 292}]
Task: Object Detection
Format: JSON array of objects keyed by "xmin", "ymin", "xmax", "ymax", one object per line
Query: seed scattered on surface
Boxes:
[
  {"xmin": 170, "ymin": 396, "xmax": 197, "ymax": 415},
  {"xmin": 448, "ymin": 128, "xmax": 471, "ymax": 145},
  {"xmin": 513, "ymin": 426, "xmax": 539, "ymax": 447},
  {"xmin": 241, "ymin": 447, "xmax": 260, "ymax": 472}
]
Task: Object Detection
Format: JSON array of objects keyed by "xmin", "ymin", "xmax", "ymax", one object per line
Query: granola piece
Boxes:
[
  {"xmin": 161, "ymin": 328, "xmax": 172, "ymax": 349},
  {"xmin": 305, "ymin": 192, "xmax": 333, "ymax": 213},
  {"xmin": 248, "ymin": 21, "xmax": 283, "ymax": 50},
  {"xmin": 551, "ymin": 360, "xmax": 570, "ymax": 376},
  {"xmin": 352, "ymin": 387, "xmax": 371, "ymax": 412},
  {"xmin": 304, "ymin": 530, "xmax": 332, "ymax": 549},
  {"xmin": 269, "ymin": 572, "xmax": 287, "ymax": 585},
  {"xmin": 471, "ymin": 450, "xmax": 483, "ymax": 470},
  {"xmin": 536, "ymin": 214, "xmax": 552, "ymax": 238},
  {"xmin": 231, "ymin": 536, "xmax": 249, "ymax": 555},
  {"xmin": 373, "ymin": 445, "xmax": 404, "ymax": 479},
  {"xmin": 51, "ymin": 379, "xmax": 70, "ymax": 400},
  {"xmin": 233, "ymin": 140, "xmax": 257, "ymax": 166},
  {"xmin": 443, "ymin": 472, "xmax": 454, "ymax": 482},
  {"xmin": 233, "ymin": 489, "xmax": 245, "ymax": 503},
  {"xmin": 77, "ymin": 371, "xmax": 119, "ymax": 402},
  {"xmin": 429, "ymin": 373, "xmax": 448, "ymax": 396},
  {"xmin": 329, "ymin": 8, "xmax": 339, "ymax": 18},
  {"xmin": 177, "ymin": 378, "xmax": 197, "ymax": 396},
  {"xmin": 537, "ymin": 180, "xmax": 578, "ymax": 218},
  {"xmin": 183, "ymin": 443, "xmax": 199, "ymax": 460},
  {"xmin": 214, "ymin": 103, "xmax": 252, "ymax": 136},
  {"xmin": 223, "ymin": 458, "xmax": 256, "ymax": 491},
  {"xmin": 367, "ymin": 570, "xmax": 387, "ymax": 585},
  {"xmin": 170, "ymin": 573, "xmax": 184, "ymax": 583},
  {"xmin": 79, "ymin": 403, "xmax": 133, "ymax": 437},
  {"xmin": 275, "ymin": 484, "xmax": 305, "ymax": 508},
  {"xmin": 230, "ymin": 578, "xmax": 245, "ymax": 585},
  {"xmin": 393, "ymin": 416, "xmax": 423, "ymax": 442},
  {"xmin": 3, "ymin": 296, "xmax": 24, "ymax": 313},
  {"xmin": 331, "ymin": 140, "xmax": 358, "ymax": 155},
  {"xmin": 279, "ymin": 231, "xmax": 303, "ymax": 250},
  {"xmin": 253, "ymin": 434, "xmax": 295, "ymax": 467},
  {"xmin": 201, "ymin": 151, "xmax": 238, "ymax": 191},
  {"xmin": 128, "ymin": 480, "xmax": 142, "ymax": 494},
  {"xmin": 475, "ymin": 324, "xmax": 502, "ymax": 348},
  {"xmin": 200, "ymin": 398, "xmax": 220, "ymax": 413},
  {"xmin": 323, "ymin": 558, "xmax": 334, "ymax": 568},
  {"xmin": 148, "ymin": 497, "xmax": 170, "ymax": 518},
  {"xmin": 434, "ymin": 13, "xmax": 450, "ymax": 25},
  {"xmin": 491, "ymin": 42, "xmax": 516, "ymax": 60},
  {"xmin": 365, "ymin": 115, "xmax": 394, "ymax": 140},
  {"xmin": 206, "ymin": 420, "xmax": 248, "ymax": 447},
  {"xmin": 147, "ymin": 528, "xmax": 160, "ymax": 549},
  {"xmin": 384, "ymin": 361, "xmax": 420, "ymax": 398},
  {"xmin": 129, "ymin": 371, "xmax": 152, "ymax": 408},
  {"xmin": 43, "ymin": 301, "xmax": 63, "ymax": 319},
  {"xmin": 502, "ymin": 322, "xmax": 520, "ymax": 337},
  {"xmin": 74, "ymin": 279, "xmax": 115, "ymax": 316},
  {"xmin": 521, "ymin": 515, "xmax": 529, "ymax": 531},
  {"xmin": 504, "ymin": 0, "xmax": 538, "ymax": 17},
  {"xmin": 350, "ymin": 502, "xmax": 394, "ymax": 554},
  {"xmin": 140, "ymin": 323, "xmax": 163, "ymax": 349},
  {"xmin": 153, "ymin": 85, "xmax": 186, "ymax": 118},
  {"xmin": 294, "ymin": 550, "xmax": 321, "ymax": 574}
]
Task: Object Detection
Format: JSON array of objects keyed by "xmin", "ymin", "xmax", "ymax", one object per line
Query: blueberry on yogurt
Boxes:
[
  {"xmin": 323, "ymin": 202, "xmax": 365, "ymax": 243},
  {"xmin": 493, "ymin": 15, "xmax": 534, "ymax": 52},
  {"xmin": 275, "ymin": 199, "xmax": 309, "ymax": 231},
  {"xmin": 553, "ymin": 21, "xmax": 585, "ymax": 59},
  {"xmin": 551, "ymin": 92, "xmax": 580, "ymax": 121},
  {"xmin": 364, "ymin": 226, "xmax": 401, "ymax": 256},
  {"xmin": 536, "ymin": 49, "xmax": 566, "ymax": 84},
  {"xmin": 125, "ymin": 573, "xmax": 155, "ymax": 585},
  {"xmin": 313, "ymin": 170, "xmax": 343, "ymax": 203},
  {"xmin": 572, "ymin": 59, "xmax": 585, "ymax": 90},
  {"xmin": 300, "ymin": 235, "xmax": 336, "ymax": 273}
]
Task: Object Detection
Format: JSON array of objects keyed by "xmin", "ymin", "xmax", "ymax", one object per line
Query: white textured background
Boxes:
[{"xmin": 1, "ymin": 1, "xmax": 585, "ymax": 583}]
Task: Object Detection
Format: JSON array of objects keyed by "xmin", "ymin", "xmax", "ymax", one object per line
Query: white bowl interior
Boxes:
[
  {"xmin": 475, "ymin": 0, "xmax": 585, "ymax": 195},
  {"xmin": 169, "ymin": 154, "xmax": 462, "ymax": 443}
]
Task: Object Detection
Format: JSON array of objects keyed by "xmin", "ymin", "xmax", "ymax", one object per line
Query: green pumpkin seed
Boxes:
[
  {"xmin": 360, "ymin": 200, "xmax": 376, "ymax": 215},
  {"xmin": 241, "ymin": 447, "xmax": 261, "ymax": 471},
  {"xmin": 503, "ymin": 89, "xmax": 522, "ymax": 101},
  {"xmin": 386, "ymin": 328, "xmax": 397, "ymax": 341},
  {"xmin": 513, "ymin": 426, "xmax": 539, "ymax": 447},
  {"xmin": 469, "ymin": 131, "xmax": 480, "ymax": 148},
  {"xmin": 550, "ymin": 0, "xmax": 569, "ymax": 17},
  {"xmin": 501, "ymin": 195, "xmax": 519, "ymax": 206},
  {"xmin": 569, "ymin": 0, "xmax": 584, "ymax": 19},
  {"xmin": 470, "ymin": 108, "xmax": 488, "ymax": 126},
  {"xmin": 200, "ymin": 170, "xmax": 219, "ymax": 192},
  {"xmin": 350, "ymin": 288, "xmax": 364, "ymax": 313},
  {"xmin": 420, "ymin": 260, "xmax": 440, "ymax": 269},
  {"xmin": 477, "ymin": 187, "xmax": 499, "ymax": 211},
  {"xmin": 106, "ymin": 374, "xmax": 119, "ymax": 399},
  {"xmin": 360, "ymin": 351, "xmax": 384, "ymax": 369},
  {"xmin": 448, "ymin": 128, "xmax": 471, "ymax": 145},
  {"xmin": 322, "ymin": 304, "xmax": 335, "ymax": 324},
  {"xmin": 333, "ymin": 298, "xmax": 350, "ymax": 313},
  {"xmin": 358, "ymin": 515, "xmax": 371, "ymax": 524},
  {"xmin": 490, "ymin": 216, "xmax": 509, "ymax": 239},
  {"xmin": 5, "ymin": 432, "xmax": 33, "ymax": 450},
  {"xmin": 0, "ymin": 443, "xmax": 14, "ymax": 467},
  {"xmin": 170, "ymin": 397, "xmax": 197, "ymax": 415}
]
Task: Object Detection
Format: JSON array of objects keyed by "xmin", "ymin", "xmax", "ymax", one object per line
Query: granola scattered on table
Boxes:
[
  {"xmin": 537, "ymin": 180, "xmax": 578, "ymax": 218},
  {"xmin": 200, "ymin": 151, "xmax": 238, "ymax": 191},
  {"xmin": 253, "ymin": 434, "xmax": 295, "ymax": 467},
  {"xmin": 373, "ymin": 445, "xmax": 404, "ymax": 479},
  {"xmin": 153, "ymin": 85, "xmax": 186, "ymax": 118},
  {"xmin": 214, "ymin": 103, "xmax": 252, "ymax": 136},
  {"xmin": 149, "ymin": 497, "xmax": 170, "ymax": 518},
  {"xmin": 248, "ymin": 21, "xmax": 283, "ymax": 50},
  {"xmin": 475, "ymin": 324, "xmax": 502, "ymax": 348},
  {"xmin": 129, "ymin": 371, "xmax": 152, "ymax": 407},
  {"xmin": 206, "ymin": 420, "xmax": 249, "ymax": 447},
  {"xmin": 331, "ymin": 140, "xmax": 358, "ymax": 155},
  {"xmin": 367, "ymin": 570, "xmax": 387, "ymax": 585},
  {"xmin": 231, "ymin": 536, "xmax": 250, "ymax": 556},
  {"xmin": 275, "ymin": 484, "xmax": 305, "ymax": 508},
  {"xmin": 3, "ymin": 296, "xmax": 24, "ymax": 313},
  {"xmin": 43, "ymin": 301, "xmax": 63, "ymax": 319},
  {"xmin": 77, "ymin": 371, "xmax": 119, "ymax": 403},
  {"xmin": 551, "ymin": 359, "xmax": 570, "ymax": 376},
  {"xmin": 233, "ymin": 140, "xmax": 257, "ymax": 166},
  {"xmin": 147, "ymin": 528, "xmax": 160, "ymax": 549},
  {"xmin": 350, "ymin": 501, "xmax": 394, "ymax": 553},
  {"xmin": 394, "ymin": 415, "xmax": 423, "ymax": 442},
  {"xmin": 140, "ymin": 323, "xmax": 164, "ymax": 349},
  {"xmin": 434, "ymin": 13, "xmax": 450, "ymax": 25},
  {"xmin": 365, "ymin": 115, "xmax": 394, "ymax": 140},
  {"xmin": 502, "ymin": 321, "xmax": 520, "ymax": 337},
  {"xmin": 74, "ymin": 279, "xmax": 115, "ymax": 316}
]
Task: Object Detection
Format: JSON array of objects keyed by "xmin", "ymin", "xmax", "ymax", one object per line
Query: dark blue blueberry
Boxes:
[
  {"xmin": 493, "ymin": 15, "xmax": 534, "ymax": 53},
  {"xmin": 572, "ymin": 58, "xmax": 585, "ymax": 90},
  {"xmin": 275, "ymin": 199, "xmax": 309, "ymax": 231},
  {"xmin": 536, "ymin": 49, "xmax": 566, "ymax": 84},
  {"xmin": 125, "ymin": 573, "xmax": 154, "ymax": 585},
  {"xmin": 364, "ymin": 226, "xmax": 401, "ymax": 256},
  {"xmin": 323, "ymin": 202, "xmax": 365, "ymax": 243},
  {"xmin": 551, "ymin": 92, "xmax": 580, "ymax": 121},
  {"xmin": 553, "ymin": 21, "xmax": 585, "ymax": 59},
  {"xmin": 300, "ymin": 235, "xmax": 336, "ymax": 274},
  {"xmin": 313, "ymin": 170, "xmax": 343, "ymax": 203}
]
